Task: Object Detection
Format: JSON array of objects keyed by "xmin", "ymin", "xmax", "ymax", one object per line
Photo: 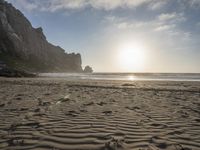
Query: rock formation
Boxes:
[
  {"xmin": 0, "ymin": 0, "xmax": 83, "ymax": 72},
  {"xmin": 0, "ymin": 67, "xmax": 36, "ymax": 77},
  {"xmin": 83, "ymin": 65, "xmax": 93, "ymax": 73}
]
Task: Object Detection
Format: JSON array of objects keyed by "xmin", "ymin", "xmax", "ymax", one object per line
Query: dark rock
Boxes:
[
  {"xmin": 0, "ymin": 60, "xmax": 6, "ymax": 68},
  {"xmin": 0, "ymin": 67, "xmax": 36, "ymax": 77},
  {"xmin": 83, "ymin": 65, "xmax": 93, "ymax": 73},
  {"xmin": 0, "ymin": 1, "xmax": 83, "ymax": 72},
  {"xmin": 0, "ymin": 103, "xmax": 5, "ymax": 107}
]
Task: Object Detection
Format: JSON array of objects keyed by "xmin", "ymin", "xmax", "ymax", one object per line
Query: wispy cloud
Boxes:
[
  {"xmin": 103, "ymin": 10, "xmax": 190, "ymax": 44},
  {"xmin": 148, "ymin": 0, "xmax": 168, "ymax": 10},
  {"xmin": 154, "ymin": 24, "xmax": 176, "ymax": 31},
  {"xmin": 103, "ymin": 15, "xmax": 142, "ymax": 30},
  {"xmin": 157, "ymin": 12, "xmax": 186, "ymax": 22},
  {"xmin": 178, "ymin": 0, "xmax": 200, "ymax": 9},
  {"xmin": 7, "ymin": 0, "xmax": 169, "ymax": 12},
  {"xmin": 188, "ymin": 0, "xmax": 200, "ymax": 7},
  {"xmin": 158, "ymin": 13, "xmax": 177, "ymax": 21},
  {"xmin": 104, "ymin": 12, "xmax": 186, "ymax": 31},
  {"xmin": 155, "ymin": 12, "xmax": 190, "ymax": 42},
  {"xmin": 154, "ymin": 12, "xmax": 191, "ymax": 42},
  {"xmin": 10, "ymin": 0, "xmax": 38, "ymax": 12},
  {"xmin": 153, "ymin": 12, "xmax": 186, "ymax": 34}
]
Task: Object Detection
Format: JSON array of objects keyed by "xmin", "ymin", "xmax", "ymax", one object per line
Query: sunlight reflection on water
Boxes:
[{"xmin": 128, "ymin": 75, "xmax": 136, "ymax": 81}]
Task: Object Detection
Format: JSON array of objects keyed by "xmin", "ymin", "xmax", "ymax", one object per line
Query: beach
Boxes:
[{"xmin": 0, "ymin": 77, "xmax": 200, "ymax": 150}]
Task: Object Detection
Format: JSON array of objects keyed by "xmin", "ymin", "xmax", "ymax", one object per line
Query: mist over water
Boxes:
[{"xmin": 39, "ymin": 73, "xmax": 200, "ymax": 81}]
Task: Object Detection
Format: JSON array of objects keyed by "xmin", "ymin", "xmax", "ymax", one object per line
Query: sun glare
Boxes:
[{"xmin": 118, "ymin": 42, "xmax": 146, "ymax": 72}]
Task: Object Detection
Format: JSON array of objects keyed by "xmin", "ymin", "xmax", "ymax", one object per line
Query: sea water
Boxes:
[{"xmin": 39, "ymin": 73, "xmax": 200, "ymax": 81}]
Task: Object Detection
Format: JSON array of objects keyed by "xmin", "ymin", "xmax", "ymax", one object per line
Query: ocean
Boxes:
[{"xmin": 39, "ymin": 73, "xmax": 200, "ymax": 81}]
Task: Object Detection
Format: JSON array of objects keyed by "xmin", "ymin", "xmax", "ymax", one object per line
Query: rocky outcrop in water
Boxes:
[
  {"xmin": 0, "ymin": 0, "xmax": 83, "ymax": 72},
  {"xmin": 83, "ymin": 66, "xmax": 93, "ymax": 73}
]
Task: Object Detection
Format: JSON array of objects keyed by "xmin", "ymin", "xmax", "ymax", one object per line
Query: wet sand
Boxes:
[{"xmin": 0, "ymin": 77, "xmax": 200, "ymax": 150}]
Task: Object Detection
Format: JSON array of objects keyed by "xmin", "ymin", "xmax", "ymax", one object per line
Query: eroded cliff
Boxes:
[{"xmin": 0, "ymin": 0, "xmax": 82, "ymax": 72}]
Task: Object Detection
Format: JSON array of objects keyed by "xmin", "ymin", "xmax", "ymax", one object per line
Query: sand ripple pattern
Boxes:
[{"xmin": 0, "ymin": 79, "xmax": 200, "ymax": 150}]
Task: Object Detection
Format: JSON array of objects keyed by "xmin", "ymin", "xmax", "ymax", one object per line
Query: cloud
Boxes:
[
  {"xmin": 154, "ymin": 12, "xmax": 188, "ymax": 41},
  {"xmin": 7, "ymin": 0, "xmax": 168, "ymax": 12},
  {"xmin": 178, "ymin": 0, "xmax": 200, "ymax": 9},
  {"xmin": 188, "ymin": 0, "xmax": 200, "ymax": 7},
  {"xmin": 148, "ymin": 0, "xmax": 168, "ymax": 10},
  {"xmin": 103, "ymin": 10, "xmax": 190, "ymax": 44},
  {"xmin": 158, "ymin": 13, "xmax": 177, "ymax": 21},
  {"xmin": 103, "ymin": 15, "xmax": 145, "ymax": 30},
  {"xmin": 154, "ymin": 24, "xmax": 176, "ymax": 31},
  {"xmin": 104, "ymin": 11, "xmax": 186, "ymax": 32},
  {"xmin": 157, "ymin": 12, "xmax": 186, "ymax": 22},
  {"xmin": 154, "ymin": 12, "xmax": 186, "ymax": 32},
  {"xmin": 7, "ymin": 0, "xmax": 38, "ymax": 12},
  {"xmin": 154, "ymin": 13, "xmax": 191, "ymax": 42}
]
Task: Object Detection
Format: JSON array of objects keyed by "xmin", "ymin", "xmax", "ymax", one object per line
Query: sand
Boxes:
[{"xmin": 0, "ymin": 77, "xmax": 200, "ymax": 150}]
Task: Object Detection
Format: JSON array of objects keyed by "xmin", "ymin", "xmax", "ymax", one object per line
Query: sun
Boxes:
[{"xmin": 118, "ymin": 42, "xmax": 146, "ymax": 72}]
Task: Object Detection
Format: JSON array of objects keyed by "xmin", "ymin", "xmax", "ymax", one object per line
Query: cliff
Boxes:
[{"xmin": 0, "ymin": 0, "xmax": 83, "ymax": 72}]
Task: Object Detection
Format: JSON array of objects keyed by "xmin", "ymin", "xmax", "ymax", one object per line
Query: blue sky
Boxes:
[{"xmin": 6, "ymin": 0, "xmax": 200, "ymax": 73}]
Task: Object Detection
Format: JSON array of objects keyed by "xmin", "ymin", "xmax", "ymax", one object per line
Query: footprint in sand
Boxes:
[
  {"xmin": 0, "ymin": 103, "xmax": 5, "ymax": 107},
  {"xmin": 15, "ymin": 97, "xmax": 22, "ymax": 100},
  {"xmin": 125, "ymin": 106, "xmax": 140, "ymax": 111},
  {"xmin": 8, "ymin": 121, "xmax": 40, "ymax": 132},
  {"xmin": 102, "ymin": 110, "xmax": 112, "ymax": 115},
  {"xmin": 83, "ymin": 102, "xmax": 94, "ymax": 106},
  {"xmin": 97, "ymin": 101, "xmax": 107, "ymax": 106},
  {"xmin": 103, "ymin": 132, "xmax": 126, "ymax": 150},
  {"xmin": 8, "ymin": 138, "xmax": 24, "ymax": 146},
  {"xmin": 19, "ymin": 107, "xmax": 29, "ymax": 111},
  {"xmin": 65, "ymin": 110, "xmax": 80, "ymax": 117},
  {"xmin": 148, "ymin": 135, "xmax": 192, "ymax": 150}
]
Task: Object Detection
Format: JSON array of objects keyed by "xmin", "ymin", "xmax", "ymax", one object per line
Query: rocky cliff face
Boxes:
[{"xmin": 0, "ymin": 0, "xmax": 83, "ymax": 72}]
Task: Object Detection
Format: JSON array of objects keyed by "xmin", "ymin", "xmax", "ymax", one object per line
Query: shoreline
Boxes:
[{"xmin": 38, "ymin": 73, "xmax": 200, "ymax": 82}]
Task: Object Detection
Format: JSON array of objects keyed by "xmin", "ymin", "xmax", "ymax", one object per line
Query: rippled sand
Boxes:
[{"xmin": 0, "ymin": 78, "xmax": 200, "ymax": 150}]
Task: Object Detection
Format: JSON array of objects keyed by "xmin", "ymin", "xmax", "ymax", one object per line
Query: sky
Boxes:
[{"xmin": 6, "ymin": 0, "xmax": 200, "ymax": 73}]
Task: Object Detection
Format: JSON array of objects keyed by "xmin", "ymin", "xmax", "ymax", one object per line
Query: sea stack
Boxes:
[{"xmin": 83, "ymin": 65, "xmax": 93, "ymax": 73}]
